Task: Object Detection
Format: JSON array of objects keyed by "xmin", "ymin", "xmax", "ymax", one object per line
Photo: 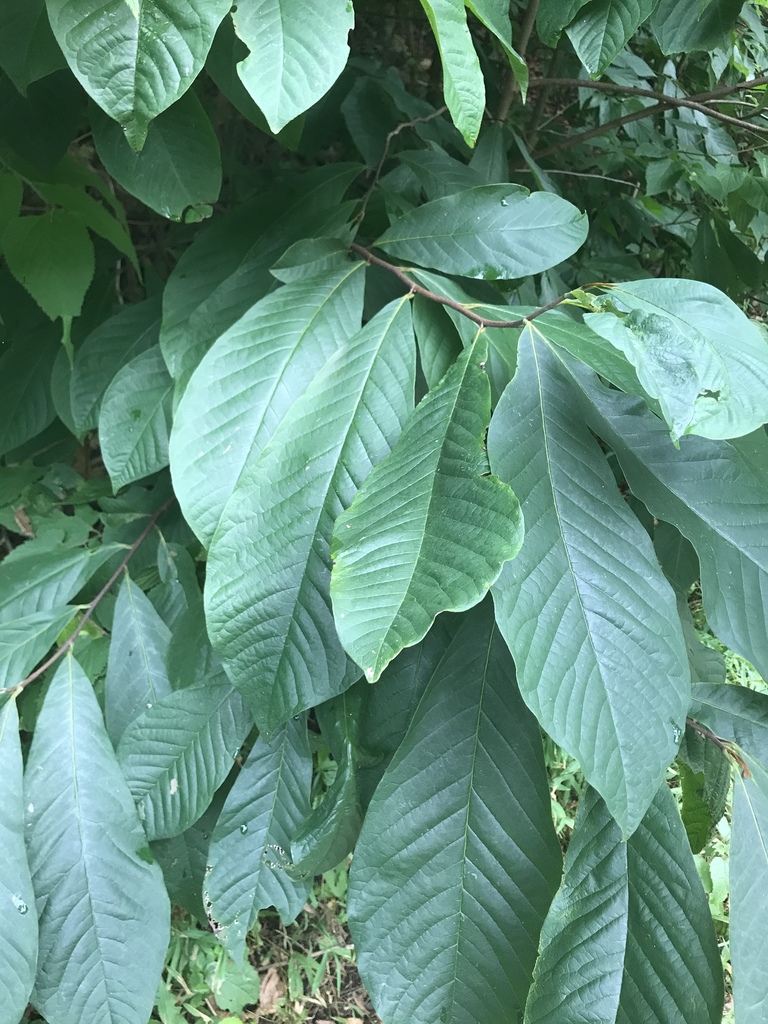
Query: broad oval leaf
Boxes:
[
  {"xmin": 566, "ymin": 0, "xmax": 658, "ymax": 76},
  {"xmin": 117, "ymin": 675, "xmax": 252, "ymax": 841},
  {"xmin": 585, "ymin": 279, "xmax": 768, "ymax": 440},
  {"xmin": 45, "ymin": 0, "xmax": 231, "ymax": 149},
  {"xmin": 25, "ymin": 656, "xmax": 170, "ymax": 1024},
  {"xmin": 100, "ymin": 346, "xmax": 173, "ymax": 490},
  {"xmin": 233, "ymin": 0, "xmax": 354, "ymax": 133},
  {"xmin": 651, "ymin": 0, "xmax": 743, "ymax": 53},
  {"xmin": 349, "ymin": 602, "xmax": 562, "ymax": 1024},
  {"xmin": 690, "ymin": 684, "xmax": 768, "ymax": 765},
  {"xmin": 488, "ymin": 331, "xmax": 689, "ymax": 836},
  {"xmin": 0, "ymin": 606, "xmax": 75, "ymax": 688},
  {"xmin": 170, "ymin": 262, "xmax": 365, "ymax": 547},
  {"xmin": 0, "ymin": 699, "xmax": 38, "ymax": 1023},
  {"xmin": 376, "ymin": 184, "xmax": 588, "ymax": 280},
  {"xmin": 105, "ymin": 574, "xmax": 172, "ymax": 745},
  {"xmin": 206, "ymin": 297, "xmax": 415, "ymax": 733},
  {"xmin": 331, "ymin": 335, "xmax": 523, "ymax": 683},
  {"xmin": 204, "ymin": 717, "xmax": 312, "ymax": 964},
  {"xmin": 731, "ymin": 773, "xmax": 768, "ymax": 1024},
  {"xmin": 0, "ymin": 545, "xmax": 110, "ymax": 623}
]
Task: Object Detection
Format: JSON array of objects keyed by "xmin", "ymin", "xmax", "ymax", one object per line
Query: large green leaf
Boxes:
[
  {"xmin": 206, "ymin": 297, "xmax": 415, "ymax": 733},
  {"xmin": 565, "ymin": 0, "xmax": 658, "ymax": 76},
  {"xmin": 170, "ymin": 262, "xmax": 365, "ymax": 547},
  {"xmin": 204, "ymin": 718, "xmax": 312, "ymax": 963},
  {"xmin": 564, "ymin": 360, "xmax": 768, "ymax": 682},
  {"xmin": 99, "ymin": 346, "xmax": 173, "ymax": 490},
  {"xmin": 105, "ymin": 574, "xmax": 172, "ymax": 745},
  {"xmin": 0, "ymin": 311, "xmax": 59, "ymax": 458},
  {"xmin": 0, "ymin": 0, "xmax": 66, "ymax": 94},
  {"xmin": 377, "ymin": 185, "xmax": 588, "ymax": 280},
  {"xmin": 488, "ymin": 331, "xmax": 689, "ymax": 835},
  {"xmin": 584, "ymin": 280, "xmax": 768, "ymax": 441},
  {"xmin": 70, "ymin": 297, "xmax": 161, "ymax": 438},
  {"xmin": 117, "ymin": 675, "xmax": 252, "ymax": 841},
  {"xmin": 0, "ymin": 699, "xmax": 38, "ymax": 1023},
  {"xmin": 418, "ymin": 0, "xmax": 485, "ymax": 146},
  {"xmin": 349, "ymin": 602, "xmax": 562, "ymax": 1024},
  {"xmin": 0, "ymin": 545, "xmax": 110, "ymax": 623},
  {"xmin": 536, "ymin": 0, "xmax": 591, "ymax": 45},
  {"xmin": 25, "ymin": 656, "xmax": 170, "ymax": 1024},
  {"xmin": 690, "ymin": 684, "xmax": 768, "ymax": 765},
  {"xmin": 465, "ymin": 0, "xmax": 528, "ymax": 93},
  {"xmin": 159, "ymin": 164, "xmax": 360, "ymax": 394},
  {"xmin": 677, "ymin": 726, "xmax": 730, "ymax": 854},
  {"xmin": 92, "ymin": 89, "xmax": 221, "ymax": 221},
  {"xmin": 0, "ymin": 607, "xmax": 74, "ymax": 688},
  {"xmin": 233, "ymin": 0, "xmax": 354, "ymax": 133},
  {"xmin": 651, "ymin": 0, "xmax": 743, "ymax": 53},
  {"xmin": 45, "ymin": 0, "xmax": 231, "ymax": 149},
  {"xmin": 731, "ymin": 773, "xmax": 768, "ymax": 1024},
  {"xmin": 332, "ymin": 335, "xmax": 522, "ymax": 682}
]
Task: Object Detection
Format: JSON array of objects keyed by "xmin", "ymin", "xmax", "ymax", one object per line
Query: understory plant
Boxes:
[{"xmin": 1, "ymin": 2, "xmax": 768, "ymax": 1023}]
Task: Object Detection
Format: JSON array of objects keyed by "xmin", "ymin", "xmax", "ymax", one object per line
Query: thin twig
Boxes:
[
  {"xmin": 350, "ymin": 243, "xmax": 569, "ymax": 328},
  {"xmin": 355, "ymin": 106, "xmax": 448, "ymax": 224},
  {"xmin": 496, "ymin": 0, "xmax": 538, "ymax": 122},
  {"xmin": 517, "ymin": 166, "xmax": 638, "ymax": 188},
  {"xmin": 2, "ymin": 496, "xmax": 175, "ymax": 694}
]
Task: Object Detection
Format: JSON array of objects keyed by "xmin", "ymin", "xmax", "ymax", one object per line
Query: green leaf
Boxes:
[
  {"xmin": 731, "ymin": 773, "xmax": 768, "ymax": 1024},
  {"xmin": 565, "ymin": 362, "xmax": 768, "ymax": 683},
  {"xmin": 565, "ymin": 0, "xmax": 659, "ymax": 77},
  {"xmin": 489, "ymin": 331, "xmax": 690, "ymax": 835},
  {"xmin": 45, "ymin": 0, "xmax": 231, "ymax": 149},
  {"xmin": 678, "ymin": 725, "xmax": 731, "ymax": 855},
  {"xmin": 117, "ymin": 675, "xmax": 252, "ymax": 840},
  {"xmin": 412, "ymin": 295, "xmax": 463, "ymax": 388},
  {"xmin": 159, "ymin": 163, "xmax": 361, "ymax": 393},
  {"xmin": 1, "ymin": 210, "xmax": 95, "ymax": 321},
  {"xmin": 152, "ymin": 796, "xmax": 220, "ymax": 921},
  {"xmin": 651, "ymin": 0, "xmax": 743, "ymax": 53},
  {"xmin": 349, "ymin": 602, "xmax": 562, "ymax": 1024},
  {"xmin": 465, "ymin": 0, "xmax": 528, "ymax": 94},
  {"xmin": 0, "ymin": 699, "xmax": 38, "ymax": 1023},
  {"xmin": 0, "ymin": 545, "xmax": 111, "ymax": 623},
  {"xmin": 585, "ymin": 280, "xmax": 768, "ymax": 441},
  {"xmin": 524, "ymin": 788, "xmax": 628, "ymax": 1024},
  {"xmin": 0, "ymin": 0, "xmax": 66, "ymax": 94},
  {"xmin": 418, "ymin": 0, "xmax": 485, "ymax": 145},
  {"xmin": 690, "ymin": 684, "xmax": 768, "ymax": 766},
  {"xmin": 0, "ymin": 607, "xmax": 74, "ymax": 688},
  {"xmin": 99, "ymin": 346, "xmax": 173, "ymax": 490},
  {"xmin": 206, "ymin": 297, "xmax": 415, "ymax": 733},
  {"xmin": 332, "ymin": 332, "xmax": 522, "ymax": 681},
  {"xmin": 377, "ymin": 185, "xmax": 588, "ymax": 280},
  {"xmin": 398, "ymin": 148, "xmax": 485, "ymax": 200},
  {"xmin": 204, "ymin": 718, "xmax": 312, "ymax": 963},
  {"xmin": 105, "ymin": 574, "xmax": 172, "ymax": 745},
  {"xmin": 233, "ymin": 0, "xmax": 354, "ymax": 133},
  {"xmin": 0, "ymin": 170, "xmax": 22, "ymax": 236},
  {"xmin": 0, "ymin": 324, "xmax": 59, "ymax": 459},
  {"xmin": 170, "ymin": 262, "xmax": 365, "ymax": 547},
  {"xmin": 536, "ymin": 0, "xmax": 592, "ymax": 45},
  {"xmin": 25, "ymin": 656, "xmax": 170, "ymax": 1024},
  {"xmin": 210, "ymin": 955, "xmax": 262, "ymax": 1015},
  {"xmin": 70, "ymin": 297, "xmax": 161, "ymax": 438},
  {"xmin": 92, "ymin": 89, "xmax": 222, "ymax": 221}
]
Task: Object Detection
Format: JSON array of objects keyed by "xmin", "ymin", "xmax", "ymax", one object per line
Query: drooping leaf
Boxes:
[
  {"xmin": 92, "ymin": 89, "xmax": 222, "ymax": 221},
  {"xmin": 651, "ymin": 0, "xmax": 743, "ymax": 53},
  {"xmin": 1, "ymin": 210, "xmax": 94, "ymax": 321},
  {"xmin": 332, "ymin": 334, "xmax": 522, "ymax": 682},
  {"xmin": 204, "ymin": 718, "xmax": 312, "ymax": 963},
  {"xmin": 0, "ymin": 607, "xmax": 74, "ymax": 688},
  {"xmin": 584, "ymin": 279, "xmax": 768, "ymax": 441},
  {"xmin": 377, "ymin": 185, "xmax": 588, "ymax": 280},
  {"xmin": 465, "ymin": 0, "xmax": 528, "ymax": 94},
  {"xmin": 731, "ymin": 773, "xmax": 768, "ymax": 1024},
  {"xmin": 25, "ymin": 656, "xmax": 170, "ymax": 1024},
  {"xmin": 206, "ymin": 297, "xmax": 415, "ymax": 733},
  {"xmin": 412, "ymin": 294, "xmax": 463, "ymax": 388},
  {"xmin": 99, "ymin": 346, "xmax": 173, "ymax": 490},
  {"xmin": 70, "ymin": 297, "xmax": 161, "ymax": 438},
  {"xmin": 233, "ymin": 0, "xmax": 354, "ymax": 133},
  {"xmin": 0, "ymin": 0, "xmax": 66, "ymax": 94},
  {"xmin": 0, "ymin": 545, "xmax": 111, "ymax": 623},
  {"xmin": 565, "ymin": 0, "xmax": 659, "ymax": 77},
  {"xmin": 536, "ymin": 0, "xmax": 592, "ymax": 45},
  {"xmin": 488, "ymin": 331, "xmax": 689, "ymax": 834},
  {"xmin": 170, "ymin": 262, "xmax": 365, "ymax": 547},
  {"xmin": 564, "ymin": 360, "xmax": 768, "ymax": 682},
  {"xmin": 418, "ymin": 0, "xmax": 485, "ymax": 146},
  {"xmin": 690, "ymin": 684, "xmax": 768, "ymax": 766},
  {"xmin": 117, "ymin": 675, "xmax": 252, "ymax": 841},
  {"xmin": 159, "ymin": 163, "xmax": 361, "ymax": 393},
  {"xmin": 45, "ymin": 0, "xmax": 231, "ymax": 149},
  {"xmin": 0, "ymin": 698, "xmax": 38, "ymax": 1023},
  {"xmin": 105, "ymin": 574, "xmax": 172, "ymax": 745},
  {"xmin": 349, "ymin": 602, "xmax": 562, "ymax": 1024}
]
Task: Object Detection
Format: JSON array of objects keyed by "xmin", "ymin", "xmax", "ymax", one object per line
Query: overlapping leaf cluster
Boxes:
[{"xmin": 1, "ymin": 2, "xmax": 768, "ymax": 1023}]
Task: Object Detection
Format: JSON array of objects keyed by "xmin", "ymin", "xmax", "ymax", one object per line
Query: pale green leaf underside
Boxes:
[
  {"xmin": 205, "ymin": 297, "xmax": 415, "ymax": 733},
  {"xmin": 489, "ymin": 332, "xmax": 689, "ymax": 835},
  {"xmin": 350, "ymin": 603, "xmax": 562, "ymax": 1024},
  {"xmin": 331, "ymin": 335, "xmax": 523, "ymax": 683},
  {"xmin": 45, "ymin": 0, "xmax": 231, "ymax": 149},
  {"xmin": 234, "ymin": 0, "xmax": 354, "ymax": 133},
  {"xmin": 25, "ymin": 657, "xmax": 170, "ymax": 1024}
]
